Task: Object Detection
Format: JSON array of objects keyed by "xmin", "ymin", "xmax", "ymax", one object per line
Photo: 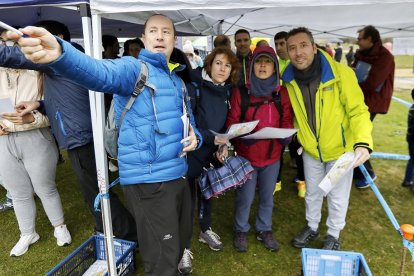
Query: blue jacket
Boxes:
[
  {"xmin": 50, "ymin": 39, "xmax": 202, "ymax": 185},
  {"xmin": 186, "ymin": 68, "xmax": 232, "ymax": 178},
  {"xmin": 0, "ymin": 44, "xmax": 93, "ymax": 150}
]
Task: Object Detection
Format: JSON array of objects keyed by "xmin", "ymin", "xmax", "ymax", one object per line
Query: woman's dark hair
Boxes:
[{"xmin": 203, "ymin": 46, "xmax": 240, "ymax": 85}]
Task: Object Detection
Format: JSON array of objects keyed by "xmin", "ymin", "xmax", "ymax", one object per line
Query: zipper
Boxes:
[
  {"xmin": 55, "ymin": 111, "xmax": 67, "ymax": 136},
  {"xmin": 293, "ymin": 84, "xmax": 323, "ymax": 162},
  {"xmin": 341, "ymin": 124, "xmax": 346, "ymax": 147}
]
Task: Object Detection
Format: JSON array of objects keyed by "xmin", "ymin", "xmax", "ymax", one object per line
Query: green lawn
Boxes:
[
  {"xmin": 0, "ymin": 89, "xmax": 414, "ymax": 275},
  {"xmin": 395, "ymin": 55, "xmax": 414, "ymax": 69}
]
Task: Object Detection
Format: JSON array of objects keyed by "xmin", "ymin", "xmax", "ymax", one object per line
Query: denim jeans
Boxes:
[{"xmin": 234, "ymin": 161, "xmax": 280, "ymax": 233}]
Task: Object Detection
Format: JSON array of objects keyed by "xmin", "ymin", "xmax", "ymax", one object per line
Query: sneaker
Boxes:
[
  {"xmin": 355, "ymin": 174, "xmax": 376, "ymax": 189},
  {"xmin": 54, "ymin": 225, "xmax": 72, "ymax": 246},
  {"xmin": 0, "ymin": 196, "xmax": 13, "ymax": 212},
  {"xmin": 273, "ymin": 181, "xmax": 282, "ymax": 194},
  {"xmin": 402, "ymin": 181, "xmax": 414, "ymax": 187},
  {"xmin": 177, "ymin": 248, "xmax": 193, "ymax": 275},
  {"xmin": 10, "ymin": 232, "xmax": 40, "ymax": 257},
  {"xmin": 234, "ymin": 232, "xmax": 248, "ymax": 252},
  {"xmin": 257, "ymin": 231, "xmax": 279, "ymax": 252},
  {"xmin": 199, "ymin": 228, "xmax": 223, "ymax": 251},
  {"xmin": 291, "ymin": 226, "xmax": 320, "ymax": 248},
  {"xmin": 297, "ymin": 181, "xmax": 306, "ymax": 198},
  {"xmin": 322, "ymin": 235, "xmax": 341, "ymax": 250}
]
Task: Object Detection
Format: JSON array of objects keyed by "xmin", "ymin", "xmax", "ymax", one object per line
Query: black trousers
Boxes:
[
  {"xmin": 67, "ymin": 143, "xmax": 137, "ymax": 241},
  {"xmin": 354, "ymin": 113, "xmax": 376, "ymax": 179},
  {"xmin": 277, "ymin": 140, "xmax": 305, "ymax": 182},
  {"xmin": 186, "ymin": 176, "xmax": 213, "ymax": 248},
  {"xmin": 123, "ymin": 177, "xmax": 192, "ymax": 276}
]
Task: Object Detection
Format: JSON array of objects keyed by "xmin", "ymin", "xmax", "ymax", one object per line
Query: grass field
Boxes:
[
  {"xmin": 395, "ymin": 55, "xmax": 414, "ymax": 70},
  {"xmin": 0, "ymin": 89, "xmax": 414, "ymax": 275}
]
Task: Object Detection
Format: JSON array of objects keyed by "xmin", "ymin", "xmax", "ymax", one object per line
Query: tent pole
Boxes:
[{"xmin": 80, "ymin": 4, "xmax": 117, "ymax": 275}]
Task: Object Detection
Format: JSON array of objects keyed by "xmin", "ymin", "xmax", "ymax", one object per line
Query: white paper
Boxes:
[
  {"xmin": 181, "ymin": 99, "xmax": 189, "ymax": 139},
  {"xmin": 318, "ymin": 152, "xmax": 358, "ymax": 196},
  {"xmin": 181, "ymin": 113, "xmax": 189, "ymax": 138},
  {"xmin": 240, "ymin": 127, "xmax": 298, "ymax": 139},
  {"xmin": 0, "ymin": 98, "xmax": 14, "ymax": 114},
  {"xmin": 210, "ymin": 120, "xmax": 259, "ymax": 140},
  {"xmin": 82, "ymin": 259, "xmax": 107, "ymax": 276}
]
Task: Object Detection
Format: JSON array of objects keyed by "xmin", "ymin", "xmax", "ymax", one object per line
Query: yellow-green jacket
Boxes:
[{"xmin": 281, "ymin": 50, "xmax": 373, "ymax": 162}]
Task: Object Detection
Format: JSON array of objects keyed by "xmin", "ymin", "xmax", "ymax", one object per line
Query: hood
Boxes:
[
  {"xmin": 247, "ymin": 46, "xmax": 280, "ymax": 90},
  {"xmin": 246, "ymin": 46, "xmax": 280, "ymax": 96}
]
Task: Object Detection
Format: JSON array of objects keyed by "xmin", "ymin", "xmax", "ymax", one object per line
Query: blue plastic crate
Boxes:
[
  {"xmin": 302, "ymin": 248, "xmax": 372, "ymax": 276},
  {"xmin": 46, "ymin": 235, "xmax": 136, "ymax": 276}
]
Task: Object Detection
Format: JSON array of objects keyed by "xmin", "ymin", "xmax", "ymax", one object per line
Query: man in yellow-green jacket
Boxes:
[{"xmin": 282, "ymin": 27, "xmax": 373, "ymax": 251}]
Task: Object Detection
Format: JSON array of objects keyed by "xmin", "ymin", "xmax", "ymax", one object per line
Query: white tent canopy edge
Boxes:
[{"xmin": 90, "ymin": 0, "xmax": 414, "ymax": 38}]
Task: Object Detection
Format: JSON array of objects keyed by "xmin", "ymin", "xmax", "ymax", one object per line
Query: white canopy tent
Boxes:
[
  {"xmin": 2, "ymin": 1, "xmax": 413, "ymax": 274},
  {"xmin": 90, "ymin": 0, "xmax": 414, "ymax": 38}
]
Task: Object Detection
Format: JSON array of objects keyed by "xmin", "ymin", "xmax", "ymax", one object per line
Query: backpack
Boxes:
[
  {"xmin": 238, "ymin": 85, "xmax": 283, "ymax": 159},
  {"xmin": 104, "ymin": 60, "xmax": 149, "ymax": 159},
  {"xmin": 239, "ymin": 85, "xmax": 282, "ymax": 123},
  {"xmin": 190, "ymin": 81, "xmax": 231, "ymax": 116}
]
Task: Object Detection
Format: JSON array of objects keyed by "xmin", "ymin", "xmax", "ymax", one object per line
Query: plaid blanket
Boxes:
[{"xmin": 198, "ymin": 155, "xmax": 254, "ymax": 199}]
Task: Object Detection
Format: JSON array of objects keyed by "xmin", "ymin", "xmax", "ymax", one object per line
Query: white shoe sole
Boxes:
[
  {"xmin": 10, "ymin": 233, "xmax": 40, "ymax": 257},
  {"xmin": 57, "ymin": 239, "xmax": 72, "ymax": 247},
  {"xmin": 198, "ymin": 237, "xmax": 223, "ymax": 251}
]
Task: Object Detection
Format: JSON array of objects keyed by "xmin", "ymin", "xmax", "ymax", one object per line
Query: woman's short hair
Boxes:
[{"xmin": 203, "ymin": 46, "xmax": 240, "ymax": 85}]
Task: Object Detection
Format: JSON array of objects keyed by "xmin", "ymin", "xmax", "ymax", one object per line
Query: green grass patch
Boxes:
[
  {"xmin": 395, "ymin": 55, "xmax": 414, "ymax": 69},
  {"xmin": 1, "ymin": 89, "xmax": 414, "ymax": 275}
]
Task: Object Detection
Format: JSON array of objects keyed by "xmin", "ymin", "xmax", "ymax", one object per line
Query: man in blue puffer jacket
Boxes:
[
  {"xmin": 8, "ymin": 14, "xmax": 202, "ymax": 276},
  {"xmin": 0, "ymin": 21, "xmax": 137, "ymax": 243}
]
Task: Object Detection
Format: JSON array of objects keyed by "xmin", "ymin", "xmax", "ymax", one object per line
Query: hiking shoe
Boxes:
[
  {"xmin": 257, "ymin": 231, "xmax": 280, "ymax": 252},
  {"xmin": 199, "ymin": 228, "xmax": 223, "ymax": 251},
  {"xmin": 234, "ymin": 232, "xmax": 248, "ymax": 252},
  {"xmin": 322, "ymin": 235, "xmax": 341, "ymax": 250},
  {"xmin": 10, "ymin": 232, "xmax": 40, "ymax": 257},
  {"xmin": 0, "ymin": 196, "xmax": 13, "ymax": 212},
  {"xmin": 297, "ymin": 181, "xmax": 306, "ymax": 198},
  {"xmin": 291, "ymin": 226, "xmax": 320, "ymax": 248},
  {"xmin": 178, "ymin": 248, "xmax": 193, "ymax": 275},
  {"xmin": 402, "ymin": 181, "xmax": 414, "ymax": 187},
  {"xmin": 54, "ymin": 225, "xmax": 72, "ymax": 246},
  {"xmin": 273, "ymin": 181, "xmax": 282, "ymax": 194},
  {"xmin": 355, "ymin": 174, "xmax": 376, "ymax": 189}
]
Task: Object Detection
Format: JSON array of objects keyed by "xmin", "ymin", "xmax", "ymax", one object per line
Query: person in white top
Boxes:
[{"xmin": 0, "ymin": 30, "xmax": 71, "ymax": 257}]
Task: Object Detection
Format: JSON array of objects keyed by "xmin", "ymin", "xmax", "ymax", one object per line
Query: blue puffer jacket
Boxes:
[
  {"xmin": 49, "ymin": 39, "xmax": 202, "ymax": 185},
  {"xmin": 0, "ymin": 44, "xmax": 93, "ymax": 150}
]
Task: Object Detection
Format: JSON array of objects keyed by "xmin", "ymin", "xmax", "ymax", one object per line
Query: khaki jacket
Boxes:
[{"xmin": 0, "ymin": 68, "xmax": 49, "ymax": 132}]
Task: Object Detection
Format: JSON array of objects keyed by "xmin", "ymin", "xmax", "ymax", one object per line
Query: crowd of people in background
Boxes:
[{"xmin": 0, "ymin": 13, "xmax": 399, "ymax": 276}]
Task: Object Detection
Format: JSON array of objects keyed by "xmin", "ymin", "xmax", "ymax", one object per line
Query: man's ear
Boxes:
[{"xmin": 58, "ymin": 34, "xmax": 64, "ymax": 39}]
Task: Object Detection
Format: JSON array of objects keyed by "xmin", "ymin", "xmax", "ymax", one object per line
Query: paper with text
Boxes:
[
  {"xmin": 319, "ymin": 152, "xmax": 359, "ymax": 196},
  {"xmin": 240, "ymin": 127, "xmax": 298, "ymax": 139},
  {"xmin": 210, "ymin": 120, "xmax": 259, "ymax": 140}
]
